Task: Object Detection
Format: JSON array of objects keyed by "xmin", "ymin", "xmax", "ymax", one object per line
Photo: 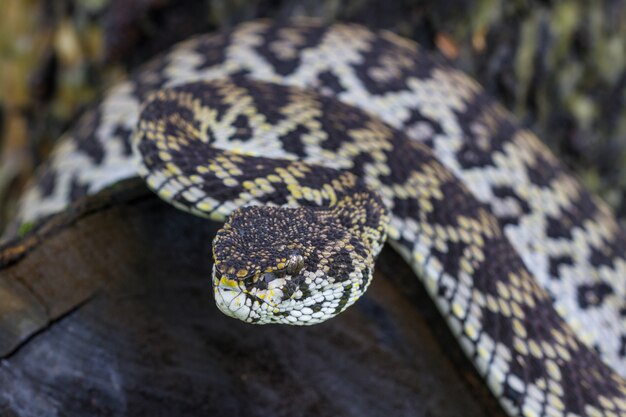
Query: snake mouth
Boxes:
[
  {"xmin": 212, "ymin": 264, "xmax": 367, "ymax": 325},
  {"xmin": 212, "ymin": 266, "xmax": 337, "ymax": 324},
  {"xmin": 212, "ymin": 267, "xmax": 290, "ymax": 323}
]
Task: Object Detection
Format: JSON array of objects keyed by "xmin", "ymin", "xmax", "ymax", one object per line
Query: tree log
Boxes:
[{"xmin": 0, "ymin": 181, "xmax": 506, "ymax": 416}]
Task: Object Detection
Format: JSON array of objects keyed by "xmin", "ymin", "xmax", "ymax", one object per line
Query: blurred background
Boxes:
[{"xmin": 0, "ymin": 0, "xmax": 625, "ymax": 229}]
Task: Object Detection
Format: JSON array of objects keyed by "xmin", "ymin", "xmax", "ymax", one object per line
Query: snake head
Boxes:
[{"xmin": 212, "ymin": 205, "xmax": 374, "ymax": 325}]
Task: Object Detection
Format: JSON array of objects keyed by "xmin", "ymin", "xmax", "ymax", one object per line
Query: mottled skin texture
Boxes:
[
  {"xmin": 11, "ymin": 20, "xmax": 626, "ymax": 417},
  {"xmin": 133, "ymin": 82, "xmax": 389, "ymax": 323}
]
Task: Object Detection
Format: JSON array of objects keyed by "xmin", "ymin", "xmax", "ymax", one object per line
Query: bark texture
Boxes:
[{"xmin": 0, "ymin": 181, "xmax": 506, "ymax": 416}]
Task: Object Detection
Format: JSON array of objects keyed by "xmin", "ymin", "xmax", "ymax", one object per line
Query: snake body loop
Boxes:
[
  {"xmin": 13, "ymin": 20, "xmax": 626, "ymax": 416},
  {"xmin": 133, "ymin": 80, "xmax": 390, "ymax": 323}
]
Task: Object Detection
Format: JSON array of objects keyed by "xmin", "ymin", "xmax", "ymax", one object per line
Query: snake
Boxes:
[{"xmin": 8, "ymin": 18, "xmax": 626, "ymax": 416}]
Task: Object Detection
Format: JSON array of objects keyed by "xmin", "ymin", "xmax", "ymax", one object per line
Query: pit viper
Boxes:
[{"xmin": 10, "ymin": 19, "xmax": 626, "ymax": 417}]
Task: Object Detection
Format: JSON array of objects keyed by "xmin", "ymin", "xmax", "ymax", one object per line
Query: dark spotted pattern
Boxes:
[
  {"xmin": 13, "ymin": 20, "xmax": 626, "ymax": 417},
  {"xmin": 131, "ymin": 80, "xmax": 626, "ymax": 417}
]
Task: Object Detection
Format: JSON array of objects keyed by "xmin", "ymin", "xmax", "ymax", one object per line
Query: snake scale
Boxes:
[{"xmin": 10, "ymin": 19, "xmax": 626, "ymax": 416}]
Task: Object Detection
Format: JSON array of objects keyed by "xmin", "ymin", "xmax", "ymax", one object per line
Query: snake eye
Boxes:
[{"xmin": 285, "ymin": 254, "xmax": 304, "ymax": 275}]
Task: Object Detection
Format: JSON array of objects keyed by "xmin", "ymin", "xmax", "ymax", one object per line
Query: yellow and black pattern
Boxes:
[
  {"xmin": 132, "ymin": 80, "xmax": 389, "ymax": 324},
  {"xmin": 11, "ymin": 20, "xmax": 626, "ymax": 417}
]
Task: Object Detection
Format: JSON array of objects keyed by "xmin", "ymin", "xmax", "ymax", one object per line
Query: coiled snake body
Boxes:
[{"xmin": 12, "ymin": 19, "xmax": 626, "ymax": 416}]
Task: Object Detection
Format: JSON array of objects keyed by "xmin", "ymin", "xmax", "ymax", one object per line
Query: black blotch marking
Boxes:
[
  {"xmin": 590, "ymin": 246, "xmax": 614, "ymax": 269},
  {"xmin": 492, "ymin": 185, "xmax": 532, "ymax": 227},
  {"xmin": 316, "ymin": 70, "xmax": 346, "ymax": 95},
  {"xmin": 577, "ymin": 282, "xmax": 613, "ymax": 309},
  {"xmin": 351, "ymin": 33, "xmax": 435, "ymax": 95},
  {"xmin": 545, "ymin": 214, "xmax": 574, "ymax": 240},
  {"xmin": 619, "ymin": 335, "xmax": 626, "ymax": 357},
  {"xmin": 69, "ymin": 176, "xmax": 89, "ymax": 202},
  {"xmin": 316, "ymin": 96, "xmax": 374, "ymax": 152},
  {"xmin": 588, "ymin": 235, "xmax": 626, "ymax": 269},
  {"xmin": 278, "ymin": 124, "xmax": 309, "ymax": 157},
  {"xmin": 193, "ymin": 32, "xmax": 232, "ymax": 71},
  {"xmin": 231, "ymin": 114, "xmax": 253, "ymax": 142},
  {"xmin": 37, "ymin": 168, "xmax": 57, "ymax": 197},
  {"xmin": 73, "ymin": 110, "xmax": 105, "ymax": 164},
  {"xmin": 453, "ymin": 97, "xmax": 520, "ymax": 171},
  {"xmin": 431, "ymin": 240, "xmax": 467, "ymax": 285},
  {"xmin": 428, "ymin": 180, "xmax": 487, "ymax": 226},
  {"xmin": 255, "ymin": 24, "xmax": 329, "ymax": 76},
  {"xmin": 548, "ymin": 255, "xmax": 573, "ymax": 279},
  {"xmin": 113, "ymin": 125, "xmax": 134, "ymax": 156},
  {"xmin": 525, "ymin": 151, "xmax": 560, "ymax": 187},
  {"xmin": 173, "ymin": 81, "xmax": 234, "ymax": 122},
  {"xmin": 402, "ymin": 108, "xmax": 445, "ymax": 148},
  {"xmin": 545, "ymin": 191, "xmax": 599, "ymax": 240},
  {"xmin": 204, "ymin": 126, "xmax": 217, "ymax": 143}
]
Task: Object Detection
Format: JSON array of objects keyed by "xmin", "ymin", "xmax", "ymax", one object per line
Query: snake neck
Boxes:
[
  {"xmin": 208, "ymin": 186, "xmax": 385, "ymax": 325},
  {"xmin": 323, "ymin": 187, "xmax": 390, "ymax": 258}
]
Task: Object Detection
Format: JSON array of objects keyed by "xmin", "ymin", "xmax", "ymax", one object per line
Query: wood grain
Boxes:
[{"xmin": 0, "ymin": 182, "xmax": 505, "ymax": 416}]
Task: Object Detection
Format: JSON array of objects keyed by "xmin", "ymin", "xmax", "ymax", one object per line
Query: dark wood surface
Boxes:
[{"xmin": 0, "ymin": 181, "xmax": 506, "ymax": 416}]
